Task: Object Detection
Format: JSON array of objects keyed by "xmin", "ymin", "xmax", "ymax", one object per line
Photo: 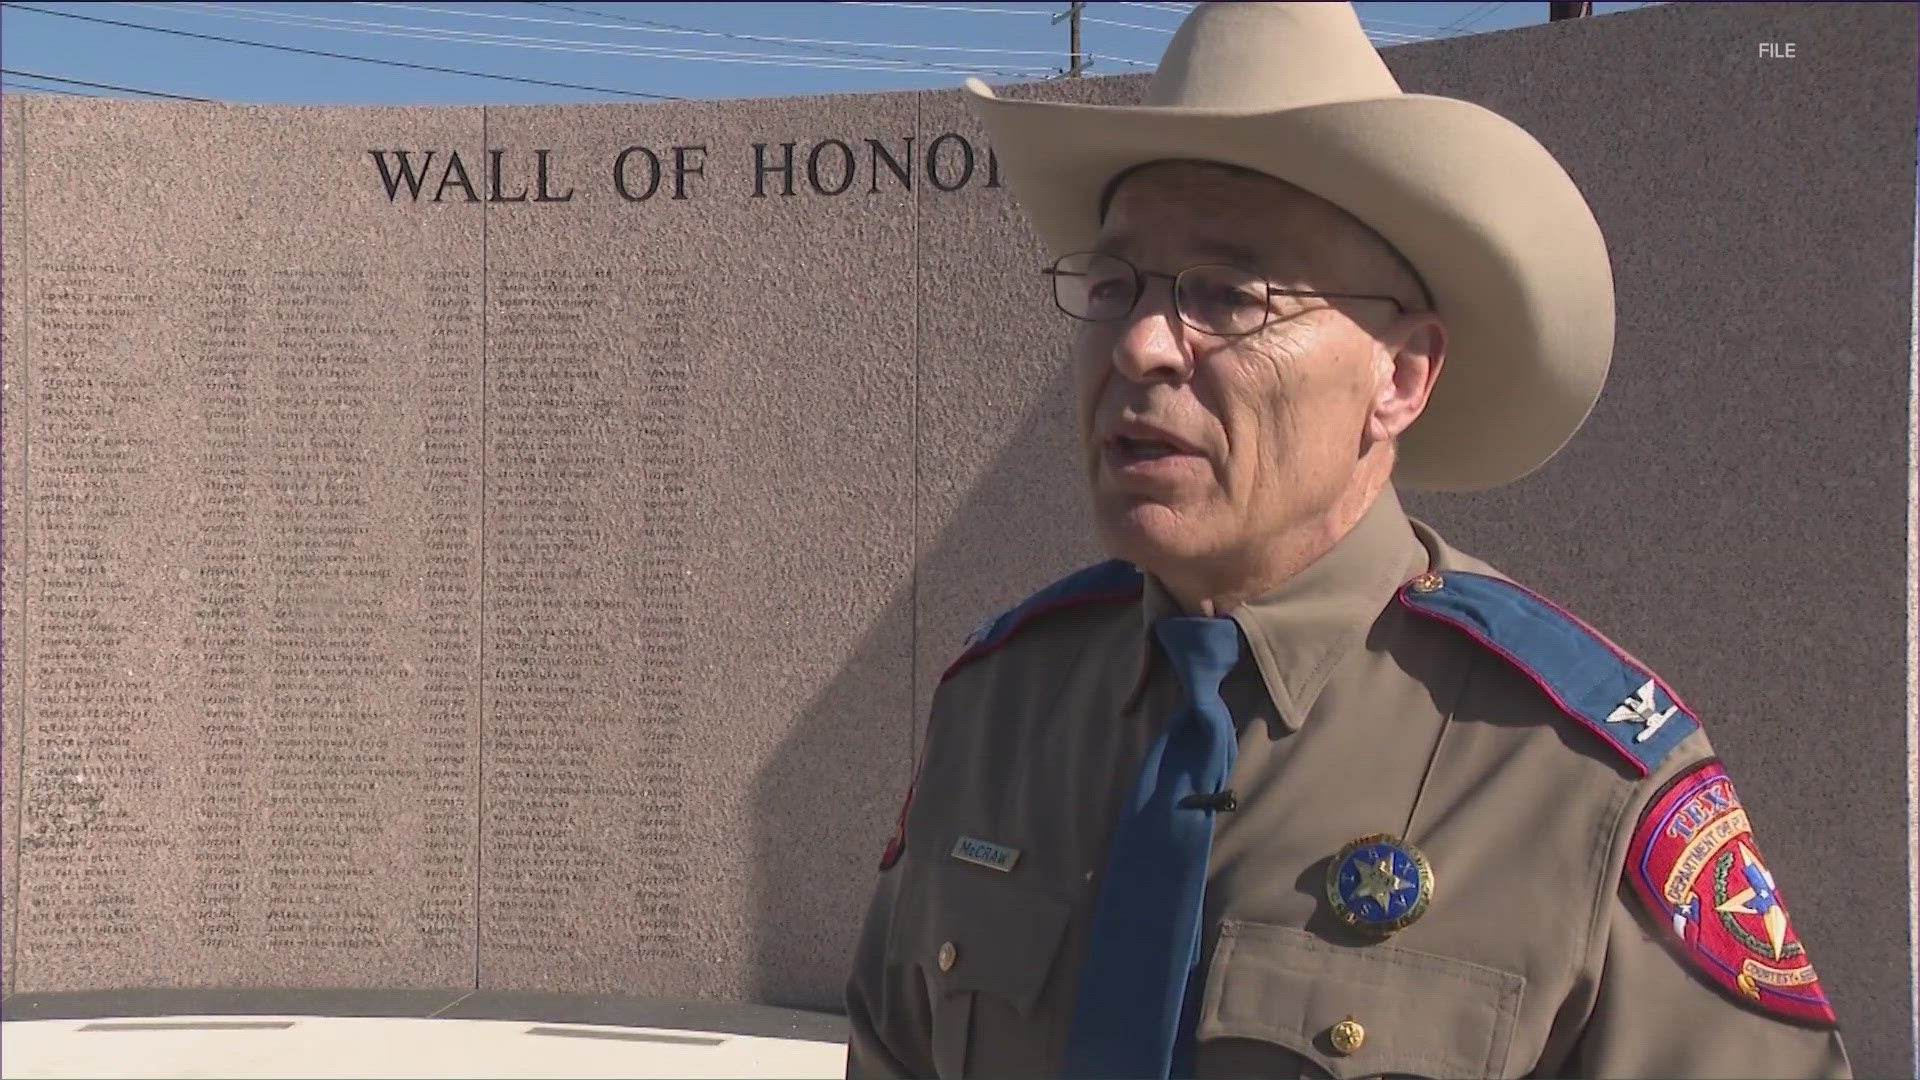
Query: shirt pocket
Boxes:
[
  {"xmin": 1196, "ymin": 919, "xmax": 1525, "ymax": 1080},
  {"xmin": 915, "ymin": 862, "xmax": 1072, "ymax": 1078}
]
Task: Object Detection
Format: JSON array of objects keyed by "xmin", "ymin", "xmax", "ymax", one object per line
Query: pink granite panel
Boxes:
[
  {"xmin": 476, "ymin": 95, "xmax": 916, "ymax": 1010},
  {"xmin": 6, "ymin": 97, "xmax": 482, "ymax": 991}
]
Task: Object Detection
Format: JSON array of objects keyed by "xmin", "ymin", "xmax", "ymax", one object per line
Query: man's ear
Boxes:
[{"xmin": 1369, "ymin": 314, "xmax": 1446, "ymax": 443}]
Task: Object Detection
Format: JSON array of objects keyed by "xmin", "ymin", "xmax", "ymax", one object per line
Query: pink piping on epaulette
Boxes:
[
  {"xmin": 1396, "ymin": 585, "xmax": 1655, "ymax": 777},
  {"xmin": 878, "ymin": 774, "xmax": 915, "ymax": 871},
  {"xmin": 938, "ymin": 588, "xmax": 1143, "ymax": 684}
]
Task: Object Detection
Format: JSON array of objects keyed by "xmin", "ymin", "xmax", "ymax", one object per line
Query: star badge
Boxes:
[{"xmin": 1327, "ymin": 833, "xmax": 1433, "ymax": 935}]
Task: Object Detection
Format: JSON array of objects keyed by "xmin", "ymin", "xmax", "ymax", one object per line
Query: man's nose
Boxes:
[{"xmin": 1110, "ymin": 286, "xmax": 1193, "ymax": 383}]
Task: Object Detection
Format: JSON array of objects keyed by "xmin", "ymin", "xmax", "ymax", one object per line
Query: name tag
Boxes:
[{"xmin": 949, "ymin": 836, "xmax": 1021, "ymax": 873}]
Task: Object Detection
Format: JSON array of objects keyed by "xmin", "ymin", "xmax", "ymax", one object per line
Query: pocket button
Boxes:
[{"xmin": 1329, "ymin": 1016, "xmax": 1365, "ymax": 1056}]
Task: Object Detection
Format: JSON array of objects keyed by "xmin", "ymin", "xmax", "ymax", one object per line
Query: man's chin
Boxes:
[{"xmin": 1093, "ymin": 498, "xmax": 1216, "ymax": 567}]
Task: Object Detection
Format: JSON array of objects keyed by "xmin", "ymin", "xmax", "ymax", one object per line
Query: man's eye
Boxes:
[
  {"xmin": 1087, "ymin": 278, "xmax": 1133, "ymax": 302},
  {"xmin": 1191, "ymin": 282, "xmax": 1263, "ymax": 310}
]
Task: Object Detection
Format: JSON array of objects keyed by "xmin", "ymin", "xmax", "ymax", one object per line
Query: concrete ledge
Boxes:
[
  {"xmin": 0, "ymin": 1012, "xmax": 848, "ymax": 1080},
  {"xmin": 0, "ymin": 989, "xmax": 849, "ymax": 1043}
]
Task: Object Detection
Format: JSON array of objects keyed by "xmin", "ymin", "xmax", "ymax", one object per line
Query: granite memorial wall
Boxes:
[{"xmin": 1, "ymin": 2, "xmax": 1915, "ymax": 1073}]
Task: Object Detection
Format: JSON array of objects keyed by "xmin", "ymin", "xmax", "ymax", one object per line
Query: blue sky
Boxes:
[{"xmin": 1, "ymin": 2, "xmax": 1657, "ymax": 105}]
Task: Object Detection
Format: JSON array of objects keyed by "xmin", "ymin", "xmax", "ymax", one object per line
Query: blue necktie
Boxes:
[{"xmin": 1062, "ymin": 616, "xmax": 1243, "ymax": 1079}]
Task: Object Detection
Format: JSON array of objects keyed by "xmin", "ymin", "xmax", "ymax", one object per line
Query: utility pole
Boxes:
[{"xmin": 1053, "ymin": 1, "xmax": 1085, "ymax": 77}]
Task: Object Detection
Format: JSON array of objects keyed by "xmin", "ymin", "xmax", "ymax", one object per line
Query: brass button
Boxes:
[
  {"xmin": 1329, "ymin": 1016, "xmax": 1365, "ymax": 1056},
  {"xmin": 937, "ymin": 941, "xmax": 957, "ymax": 972},
  {"xmin": 1410, "ymin": 571, "xmax": 1444, "ymax": 594}
]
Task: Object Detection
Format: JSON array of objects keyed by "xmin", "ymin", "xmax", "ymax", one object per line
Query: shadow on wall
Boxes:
[{"xmin": 746, "ymin": 364, "xmax": 1093, "ymax": 1013}]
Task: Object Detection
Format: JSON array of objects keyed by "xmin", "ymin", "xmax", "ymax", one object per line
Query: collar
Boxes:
[{"xmin": 1125, "ymin": 485, "xmax": 1429, "ymax": 729}]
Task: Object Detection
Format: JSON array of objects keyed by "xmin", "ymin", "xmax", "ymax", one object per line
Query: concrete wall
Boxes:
[{"xmin": 1, "ymin": 2, "xmax": 1913, "ymax": 1073}]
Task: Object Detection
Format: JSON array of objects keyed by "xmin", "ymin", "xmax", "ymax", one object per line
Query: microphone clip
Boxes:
[{"xmin": 1179, "ymin": 789, "xmax": 1238, "ymax": 812}]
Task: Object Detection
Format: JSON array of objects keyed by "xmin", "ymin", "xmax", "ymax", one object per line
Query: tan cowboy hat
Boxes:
[{"xmin": 963, "ymin": 1, "xmax": 1614, "ymax": 491}]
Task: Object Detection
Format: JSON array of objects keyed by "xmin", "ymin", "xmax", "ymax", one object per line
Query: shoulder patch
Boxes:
[
  {"xmin": 940, "ymin": 559, "xmax": 1142, "ymax": 684},
  {"xmin": 1397, "ymin": 570, "xmax": 1697, "ymax": 776},
  {"xmin": 1626, "ymin": 759, "xmax": 1835, "ymax": 1026}
]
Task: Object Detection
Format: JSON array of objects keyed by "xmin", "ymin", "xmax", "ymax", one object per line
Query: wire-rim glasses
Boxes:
[{"xmin": 1043, "ymin": 251, "xmax": 1406, "ymax": 338}]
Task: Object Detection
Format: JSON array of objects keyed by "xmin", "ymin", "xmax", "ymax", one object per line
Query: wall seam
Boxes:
[
  {"xmin": 474, "ymin": 102, "xmax": 488, "ymax": 994},
  {"xmin": 1905, "ymin": 112, "xmax": 1918, "ymax": 1078},
  {"xmin": 8, "ymin": 91, "xmax": 30, "ymax": 994},
  {"xmin": 909, "ymin": 93, "xmax": 922, "ymax": 784}
]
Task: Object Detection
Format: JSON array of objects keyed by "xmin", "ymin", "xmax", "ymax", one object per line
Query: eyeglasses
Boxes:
[{"xmin": 1042, "ymin": 251, "xmax": 1406, "ymax": 338}]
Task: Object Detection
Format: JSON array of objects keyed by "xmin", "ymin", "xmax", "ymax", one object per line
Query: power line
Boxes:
[
  {"xmin": 1458, "ymin": 2, "xmax": 1515, "ymax": 32},
  {"xmin": 2, "ymin": 77, "xmax": 112, "ymax": 98},
  {"xmin": 1111, "ymin": 0, "xmax": 1442, "ymax": 38},
  {"xmin": 140, "ymin": 2, "xmax": 1058, "ymax": 76},
  {"xmin": 1092, "ymin": 3, "xmax": 1436, "ymax": 49},
  {"xmin": 526, "ymin": 0, "xmax": 973, "ymax": 69},
  {"xmin": 1437, "ymin": 1, "xmax": 1511, "ymax": 35},
  {"xmin": 1093, "ymin": 1, "xmax": 1443, "ymax": 43},
  {"xmin": 398, "ymin": 2, "xmax": 1072, "ymax": 59},
  {"xmin": 1434, "ymin": 1, "xmax": 1495, "ymax": 32},
  {"xmin": 0, "ymin": 2, "xmax": 681, "ymax": 99},
  {"xmin": 1090, "ymin": 4, "xmax": 1436, "ymax": 45},
  {"xmin": 833, "ymin": 2, "xmax": 1054, "ymax": 15},
  {"xmin": 0, "ymin": 66, "xmax": 213, "ymax": 101},
  {"xmin": 1358, "ymin": 14, "xmax": 1471, "ymax": 32},
  {"xmin": 1360, "ymin": 26, "xmax": 1440, "ymax": 43},
  {"xmin": 1083, "ymin": 16, "xmax": 1175, "ymax": 34}
]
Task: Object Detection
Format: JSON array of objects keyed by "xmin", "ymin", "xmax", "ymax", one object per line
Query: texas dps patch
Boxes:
[{"xmin": 1626, "ymin": 759, "xmax": 1835, "ymax": 1025}]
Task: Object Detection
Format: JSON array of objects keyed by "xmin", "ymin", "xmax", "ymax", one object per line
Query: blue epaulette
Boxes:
[
  {"xmin": 1398, "ymin": 570, "xmax": 1699, "ymax": 776},
  {"xmin": 940, "ymin": 560, "xmax": 1143, "ymax": 683}
]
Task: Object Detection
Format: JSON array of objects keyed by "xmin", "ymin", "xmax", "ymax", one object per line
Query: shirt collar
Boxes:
[{"xmin": 1125, "ymin": 484, "xmax": 1429, "ymax": 729}]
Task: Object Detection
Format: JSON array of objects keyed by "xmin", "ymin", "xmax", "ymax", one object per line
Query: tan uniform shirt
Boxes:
[{"xmin": 845, "ymin": 487, "xmax": 1851, "ymax": 1079}]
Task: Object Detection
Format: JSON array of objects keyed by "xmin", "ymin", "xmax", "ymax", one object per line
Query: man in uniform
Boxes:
[{"xmin": 844, "ymin": 4, "xmax": 1851, "ymax": 1077}]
